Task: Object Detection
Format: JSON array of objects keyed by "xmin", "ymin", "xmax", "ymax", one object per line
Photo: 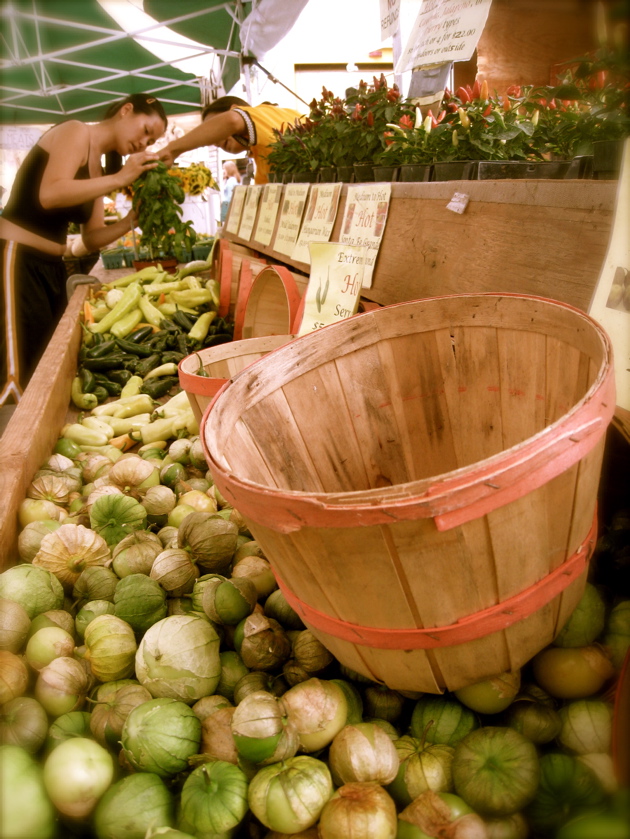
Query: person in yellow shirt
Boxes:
[{"xmin": 159, "ymin": 96, "xmax": 303, "ymax": 184}]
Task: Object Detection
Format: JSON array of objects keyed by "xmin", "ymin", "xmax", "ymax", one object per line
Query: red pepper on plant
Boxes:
[
  {"xmin": 471, "ymin": 79, "xmax": 481, "ymax": 99},
  {"xmin": 456, "ymin": 86, "xmax": 471, "ymax": 103},
  {"xmin": 399, "ymin": 114, "xmax": 414, "ymax": 129}
]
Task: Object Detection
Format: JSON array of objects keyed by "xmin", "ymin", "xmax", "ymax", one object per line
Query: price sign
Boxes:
[
  {"xmin": 397, "ymin": 0, "xmax": 493, "ymax": 73},
  {"xmin": 297, "ymin": 243, "xmax": 367, "ymax": 336},
  {"xmin": 273, "ymin": 184, "xmax": 310, "ymax": 258},
  {"xmin": 253, "ymin": 184, "xmax": 284, "ymax": 247},
  {"xmin": 224, "ymin": 185, "xmax": 247, "ymax": 234},
  {"xmin": 238, "ymin": 185, "xmax": 263, "ymax": 241},
  {"xmin": 292, "ymin": 183, "xmax": 343, "ymax": 264},
  {"xmin": 337, "ymin": 183, "xmax": 391, "ymax": 288}
]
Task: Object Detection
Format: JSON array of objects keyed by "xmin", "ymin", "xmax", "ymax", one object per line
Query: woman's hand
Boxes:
[
  {"xmin": 158, "ymin": 145, "xmax": 177, "ymax": 168},
  {"xmin": 119, "ymin": 152, "xmax": 160, "ymax": 186}
]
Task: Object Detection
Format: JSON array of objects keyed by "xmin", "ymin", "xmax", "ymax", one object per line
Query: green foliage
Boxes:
[{"xmin": 132, "ymin": 163, "xmax": 196, "ymax": 260}]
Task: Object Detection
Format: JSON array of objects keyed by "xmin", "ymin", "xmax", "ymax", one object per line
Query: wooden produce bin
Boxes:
[
  {"xmin": 0, "ymin": 262, "xmax": 146, "ymax": 571},
  {"xmin": 0, "ymin": 284, "xmax": 89, "ymax": 571}
]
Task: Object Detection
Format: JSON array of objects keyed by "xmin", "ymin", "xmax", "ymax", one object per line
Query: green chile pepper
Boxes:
[
  {"xmin": 140, "ymin": 376, "xmax": 180, "ymax": 399},
  {"xmin": 81, "ymin": 353, "xmax": 128, "ymax": 371},
  {"xmin": 135, "ymin": 353, "xmax": 163, "ymax": 377},
  {"xmin": 85, "ymin": 339, "xmax": 117, "ymax": 359},
  {"xmin": 114, "ymin": 337, "xmax": 156, "ymax": 357},
  {"xmin": 78, "ymin": 367, "xmax": 97, "ymax": 393},
  {"xmin": 126, "ymin": 325, "xmax": 155, "ymax": 344},
  {"xmin": 107, "ymin": 369, "xmax": 134, "ymax": 386}
]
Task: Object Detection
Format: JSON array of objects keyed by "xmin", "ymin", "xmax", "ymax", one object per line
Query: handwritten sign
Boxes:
[
  {"xmin": 297, "ymin": 243, "xmax": 367, "ymax": 336},
  {"xmin": 338, "ymin": 183, "xmax": 391, "ymax": 288},
  {"xmin": 253, "ymin": 184, "xmax": 284, "ymax": 247},
  {"xmin": 224, "ymin": 185, "xmax": 247, "ymax": 234},
  {"xmin": 292, "ymin": 183, "xmax": 343, "ymax": 265},
  {"xmin": 380, "ymin": 0, "xmax": 402, "ymax": 39},
  {"xmin": 273, "ymin": 184, "xmax": 310, "ymax": 258},
  {"xmin": 397, "ymin": 0, "xmax": 493, "ymax": 73},
  {"xmin": 238, "ymin": 185, "xmax": 263, "ymax": 241},
  {"xmin": 588, "ymin": 138, "xmax": 630, "ymax": 412}
]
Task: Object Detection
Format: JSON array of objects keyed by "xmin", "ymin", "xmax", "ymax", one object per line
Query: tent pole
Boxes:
[{"xmin": 241, "ymin": 57, "xmax": 309, "ymax": 107}]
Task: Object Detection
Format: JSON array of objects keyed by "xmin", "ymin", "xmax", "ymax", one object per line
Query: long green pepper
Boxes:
[{"xmin": 89, "ymin": 283, "xmax": 142, "ymax": 334}]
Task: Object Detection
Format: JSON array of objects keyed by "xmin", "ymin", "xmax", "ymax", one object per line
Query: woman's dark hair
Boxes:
[
  {"xmin": 201, "ymin": 96, "xmax": 249, "ymax": 120},
  {"xmin": 103, "ymin": 93, "xmax": 168, "ymax": 175}
]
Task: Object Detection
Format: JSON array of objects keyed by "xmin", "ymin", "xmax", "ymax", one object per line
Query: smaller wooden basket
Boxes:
[
  {"xmin": 178, "ymin": 334, "xmax": 295, "ymax": 424},
  {"xmin": 240, "ymin": 265, "xmax": 307, "ymax": 339}
]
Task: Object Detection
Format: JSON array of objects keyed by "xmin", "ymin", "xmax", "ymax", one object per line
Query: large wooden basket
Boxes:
[{"xmin": 202, "ymin": 294, "xmax": 615, "ymax": 692}]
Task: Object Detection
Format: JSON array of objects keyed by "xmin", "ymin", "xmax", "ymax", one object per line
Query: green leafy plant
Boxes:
[{"xmin": 131, "ymin": 163, "xmax": 196, "ymax": 260}]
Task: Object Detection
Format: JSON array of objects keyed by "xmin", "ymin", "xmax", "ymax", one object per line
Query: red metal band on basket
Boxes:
[{"xmin": 272, "ymin": 512, "xmax": 597, "ymax": 650}]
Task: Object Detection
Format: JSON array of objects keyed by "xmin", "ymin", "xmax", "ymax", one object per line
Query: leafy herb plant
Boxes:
[{"xmin": 131, "ymin": 163, "xmax": 196, "ymax": 260}]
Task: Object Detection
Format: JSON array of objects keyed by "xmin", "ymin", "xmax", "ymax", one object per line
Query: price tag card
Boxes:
[
  {"xmin": 224, "ymin": 185, "xmax": 247, "ymax": 234},
  {"xmin": 297, "ymin": 243, "xmax": 367, "ymax": 337},
  {"xmin": 338, "ymin": 183, "xmax": 391, "ymax": 288},
  {"xmin": 397, "ymin": 0, "xmax": 493, "ymax": 73},
  {"xmin": 252, "ymin": 184, "xmax": 284, "ymax": 247},
  {"xmin": 273, "ymin": 184, "xmax": 310, "ymax": 258},
  {"xmin": 238, "ymin": 185, "xmax": 263, "ymax": 241},
  {"xmin": 292, "ymin": 183, "xmax": 343, "ymax": 265},
  {"xmin": 588, "ymin": 138, "xmax": 630, "ymax": 412}
]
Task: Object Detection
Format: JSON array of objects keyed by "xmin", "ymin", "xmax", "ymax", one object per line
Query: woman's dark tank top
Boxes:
[{"xmin": 3, "ymin": 142, "xmax": 94, "ymax": 245}]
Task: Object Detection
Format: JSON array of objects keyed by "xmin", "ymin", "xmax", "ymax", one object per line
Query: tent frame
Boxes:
[{"xmin": 0, "ymin": 1, "xmax": 248, "ymax": 120}]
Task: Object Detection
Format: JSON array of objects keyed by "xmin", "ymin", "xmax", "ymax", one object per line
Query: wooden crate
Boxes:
[{"xmin": 0, "ymin": 285, "xmax": 88, "ymax": 571}]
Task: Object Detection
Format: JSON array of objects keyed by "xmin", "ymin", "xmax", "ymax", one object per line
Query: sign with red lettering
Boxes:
[{"xmin": 337, "ymin": 183, "xmax": 391, "ymax": 288}]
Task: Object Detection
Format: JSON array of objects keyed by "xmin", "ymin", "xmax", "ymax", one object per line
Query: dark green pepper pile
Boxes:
[{"xmin": 74, "ymin": 313, "xmax": 234, "ymax": 408}]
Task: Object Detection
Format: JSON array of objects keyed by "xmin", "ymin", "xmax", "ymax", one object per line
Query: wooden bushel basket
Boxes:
[
  {"xmin": 240, "ymin": 265, "xmax": 308, "ymax": 339},
  {"xmin": 178, "ymin": 335, "xmax": 295, "ymax": 424},
  {"xmin": 202, "ymin": 294, "xmax": 615, "ymax": 692}
]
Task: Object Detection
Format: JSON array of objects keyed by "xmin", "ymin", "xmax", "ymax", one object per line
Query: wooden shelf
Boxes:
[{"xmin": 221, "ymin": 179, "xmax": 617, "ymax": 313}]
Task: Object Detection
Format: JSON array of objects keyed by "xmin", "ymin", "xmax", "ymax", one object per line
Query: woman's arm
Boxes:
[
  {"xmin": 39, "ymin": 122, "xmax": 159, "ymax": 210},
  {"xmin": 159, "ymin": 110, "xmax": 247, "ymax": 166},
  {"xmin": 80, "ymin": 199, "xmax": 136, "ymax": 253}
]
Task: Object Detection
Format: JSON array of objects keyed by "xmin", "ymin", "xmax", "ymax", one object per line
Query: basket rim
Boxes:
[{"xmin": 201, "ymin": 293, "xmax": 615, "ymax": 533}]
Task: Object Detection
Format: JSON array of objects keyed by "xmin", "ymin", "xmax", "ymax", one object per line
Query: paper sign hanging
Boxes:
[
  {"xmin": 253, "ymin": 184, "xmax": 284, "ymax": 247},
  {"xmin": 292, "ymin": 183, "xmax": 343, "ymax": 265},
  {"xmin": 224, "ymin": 185, "xmax": 247, "ymax": 234},
  {"xmin": 397, "ymin": 0, "xmax": 493, "ymax": 74},
  {"xmin": 297, "ymin": 243, "xmax": 367, "ymax": 336},
  {"xmin": 588, "ymin": 138, "xmax": 630, "ymax": 414},
  {"xmin": 380, "ymin": 0, "xmax": 402, "ymax": 39},
  {"xmin": 273, "ymin": 183, "xmax": 310, "ymax": 258},
  {"xmin": 238, "ymin": 185, "xmax": 263, "ymax": 241},
  {"xmin": 338, "ymin": 183, "xmax": 391, "ymax": 288}
]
